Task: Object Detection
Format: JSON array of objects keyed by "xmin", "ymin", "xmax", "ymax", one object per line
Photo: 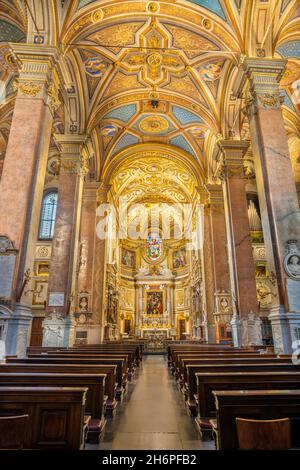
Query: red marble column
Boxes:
[
  {"xmin": 239, "ymin": 58, "xmax": 300, "ymax": 352},
  {"xmin": 46, "ymin": 135, "xmax": 85, "ymax": 316},
  {"xmin": 92, "ymin": 184, "xmax": 111, "ymax": 341},
  {"xmin": 0, "ymin": 47, "xmax": 58, "ymax": 302},
  {"xmin": 201, "ymin": 185, "xmax": 233, "ymax": 342},
  {"xmin": 220, "ymin": 140, "xmax": 258, "ymax": 318},
  {"xmin": 78, "ymin": 183, "xmax": 98, "ymax": 297},
  {"xmin": 208, "ymin": 185, "xmax": 231, "ymax": 294},
  {"xmin": 201, "ymin": 191, "xmax": 215, "ymax": 341}
]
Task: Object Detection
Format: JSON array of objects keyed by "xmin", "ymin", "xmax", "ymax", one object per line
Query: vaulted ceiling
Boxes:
[{"xmin": 0, "ymin": 0, "xmax": 300, "ymax": 184}]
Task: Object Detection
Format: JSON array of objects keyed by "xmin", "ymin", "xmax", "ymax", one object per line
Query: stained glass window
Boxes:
[{"xmin": 39, "ymin": 192, "xmax": 58, "ymax": 240}]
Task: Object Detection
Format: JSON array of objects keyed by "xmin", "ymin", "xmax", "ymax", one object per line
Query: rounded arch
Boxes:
[{"xmin": 102, "ymin": 142, "xmax": 204, "ymax": 190}]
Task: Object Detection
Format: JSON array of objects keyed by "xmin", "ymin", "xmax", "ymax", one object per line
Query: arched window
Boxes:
[{"xmin": 39, "ymin": 192, "xmax": 58, "ymax": 240}]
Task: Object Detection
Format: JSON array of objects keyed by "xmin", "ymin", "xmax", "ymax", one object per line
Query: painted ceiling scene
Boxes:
[{"xmin": 0, "ymin": 0, "xmax": 300, "ymax": 183}]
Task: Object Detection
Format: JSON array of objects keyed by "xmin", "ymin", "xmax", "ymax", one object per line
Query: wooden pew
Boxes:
[
  {"xmin": 0, "ymin": 363, "xmax": 118, "ymax": 417},
  {"xmin": 6, "ymin": 356, "xmax": 126, "ymax": 399},
  {"xmin": 176, "ymin": 353, "xmax": 276, "ymax": 381},
  {"xmin": 0, "ymin": 372, "xmax": 106, "ymax": 443},
  {"xmin": 195, "ymin": 371, "xmax": 300, "ymax": 440},
  {"xmin": 0, "ymin": 387, "xmax": 87, "ymax": 450},
  {"xmin": 29, "ymin": 350, "xmax": 137, "ymax": 380},
  {"xmin": 213, "ymin": 390, "xmax": 300, "ymax": 450},
  {"xmin": 169, "ymin": 347, "xmax": 262, "ymax": 371},
  {"xmin": 184, "ymin": 359, "xmax": 296, "ymax": 415},
  {"xmin": 28, "ymin": 343, "xmax": 142, "ymax": 366},
  {"xmin": 167, "ymin": 344, "xmax": 235, "ymax": 367}
]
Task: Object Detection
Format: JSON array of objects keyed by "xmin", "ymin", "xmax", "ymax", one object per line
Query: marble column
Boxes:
[
  {"xmin": 0, "ymin": 45, "xmax": 59, "ymax": 356},
  {"xmin": 200, "ymin": 189, "xmax": 215, "ymax": 342},
  {"xmin": 139, "ymin": 285, "xmax": 144, "ymax": 327},
  {"xmin": 206, "ymin": 185, "xmax": 234, "ymax": 342},
  {"xmin": 135, "ymin": 286, "xmax": 139, "ymax": 329},
  {"xmin": 77, "ymin": 182, "xmax": 98, "ymax": 342},
  {"xmin": 237, "ymin": 58, "xmax": 300, "ymax": 353},
  {"xmin": 92, "ymin": 184, "xmax": 111, "ymax": 342},
  {"xmin": 78, "ymin": 183, "xmax": 97, "ymax": 294},
  {"xmin": 44, "ymin": 135, "xmax": 85, "ymax": 347},
  {"xmin": 219, "ymin": 140, "xmax": 261, "ymax": 346},
  {"xmin": 134, "ymin": 284, "xmax": 143, "ymax": 336}
]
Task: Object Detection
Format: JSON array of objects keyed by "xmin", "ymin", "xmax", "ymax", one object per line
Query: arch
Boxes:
[{"xmin": 102, "ymin": 142, "xmax": 204, "ymax": 190}]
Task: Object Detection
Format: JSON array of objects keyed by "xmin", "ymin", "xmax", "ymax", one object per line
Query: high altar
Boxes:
[{"xmin": 135, "ymin": 265, "xmax": 176, "ymax": 339}]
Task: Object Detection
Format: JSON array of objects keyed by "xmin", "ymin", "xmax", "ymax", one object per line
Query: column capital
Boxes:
[
  {"xmin": 54, "ymin": 134, "xmax": 88, "ymax": 176},
  {"xmin": 196, "ymin": 185, "xmax": 209, "ymax": 205},
  {"xmin": 217, "ymin": 140, "xmax": 249, "ymax": 179},
  {"xmin": 205, "ymin": 184, "xmax": 224, "ymax": 205},
  {"xmin": 10, "ymin": 44, "xmax": 61, "ymax": 114},
  {"xmin": 234, "ymin": 57, "xmax": 287, "ymax": 115},
  {"xmin": 97, "ymin": 183, "xmax": 112, "ymax": 204},
  {"xmin": 54, "ymin": 134, "xmax": 87, "ymax": 155},
  {"xmin": 235, "ymin": 57, "xmax": 287, "ymax": 95}
]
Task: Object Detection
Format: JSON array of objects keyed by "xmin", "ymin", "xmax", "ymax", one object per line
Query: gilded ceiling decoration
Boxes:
[
  {"xmin": 166, "ymin": 74, "xmax": 206, "ymax": 104},
  {"xmin": 109, "ymin": 153, "xmax": 198, "ymax": 206},
  {"xmin": 138, "ymin": 115, "xmax": 170, "ymax": 135},
  {"xmin": 87, "ymin": 22, "xmax": 145, "ymax": 54},
  {"xmin": 0, "ymin": 19, "xmax": 25, "ymax": 42},
  {"xmin": 164, "ymin": 24, "xmax": 220, "ymax": 60},
  {"xmin": 102, "ymin": 71, "xmax": 144, "ymax": 99}
]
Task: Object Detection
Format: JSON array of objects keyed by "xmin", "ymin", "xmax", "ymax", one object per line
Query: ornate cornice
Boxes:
[
  {"xmin": 206, "ymin": 184, "xmax": 224, "ymax": 206},
  {"xmin": 234, "ymin": 57, "xmax": 288, "ymax": 117},
  {"xmin": 217, "ymin": 139, "xmax": 249, "ymax": 179},
  {"xmin": 97, "ymin": 183, "xmax": 112, "ymax": 204},
  {"xmin": 9, "ymin": 44, "xmax": 61, "ymax": 115},
  {"xmin": 54, "ymin": 134, "xmax": 88, "ymax": 177}
]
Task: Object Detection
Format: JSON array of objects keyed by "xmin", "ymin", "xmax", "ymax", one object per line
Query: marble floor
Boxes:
[{"xmin": 90, "ymin": 354, "xmax": 215, "ymax": 450}]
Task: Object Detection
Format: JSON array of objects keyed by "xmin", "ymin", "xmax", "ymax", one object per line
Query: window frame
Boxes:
[{"xmin": 38, "ymin": 190, "xmax": 58, "ymax": 241}]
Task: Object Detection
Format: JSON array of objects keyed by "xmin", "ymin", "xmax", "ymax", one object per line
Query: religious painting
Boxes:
[
  {"xmin": 146, "ymin": 291, "xmax": 163, "ymax": 316},
  {"xmin": 101, "ymin": 124, "xmax": 118, "ymax": 137},
  {"xmin": 147, "ymin": 233, "xmax": 162, "ymax": 261},
  {"xmin": 198, "ymin": 62, "xmax": 222, "ymax": 82},
  {"xmin": 85, "ymin": 57, "xmax": 108, "ymax": 77},
  {"xmin": 189, "ymin": 126, "xmax": 206, "ymax": 138},
  {"xmin": 173, "ymin": 248, "xmax": 187, "ymax": 269},
  {"xmin": 121, "ymin": 248, "xmax": 135, "ymax": 268}
]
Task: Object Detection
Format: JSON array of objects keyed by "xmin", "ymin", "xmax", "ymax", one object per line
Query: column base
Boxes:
[
  {"xmin": 230, "ymin": 315, "xmax": 242, "ymax": 347},
  {"xmin": 42, "ymin": 312, "xmax": 76, "ymax": 347},
  {"xmin": 269, "ymin": 306, "xmax": 300, "ymax": 354},
  {"xmin": 241, "ymin": 313, "xmax": 263, "ymax": 346},
  {"xmin": 135, "ymin": 327, "xmax": 141, "ymax": 337},
  {"xmin": 5, "ymin": 304, "xmax": 32, "ymax": 357},
  {"xmin": 206, "ymin": 323, "xmax": 216, "ymax": 343},
  {"xmin": 230, "ymin": 313, "xmax": 263, "ymax": 347}
]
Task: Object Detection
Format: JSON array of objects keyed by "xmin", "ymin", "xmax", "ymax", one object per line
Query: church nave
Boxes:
[{"xmin": 94, "ymin": 355, "xmax": 213, "ymax": 451}]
